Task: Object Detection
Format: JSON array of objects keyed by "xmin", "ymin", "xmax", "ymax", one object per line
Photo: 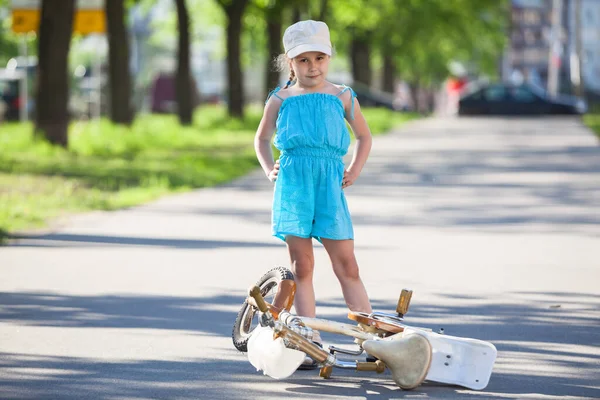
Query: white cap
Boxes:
[{"xmin": 283, "ymin": 20, "xmax": 332, "ymax": 59}]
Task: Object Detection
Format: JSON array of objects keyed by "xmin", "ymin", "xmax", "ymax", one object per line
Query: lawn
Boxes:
[
  {"xmin": 0, "ymin": 105, "xmax": 417, "ymax": 242},
  {"xmin": 583, "ymin": 110, "xmax": 600, "ymax": 139}
]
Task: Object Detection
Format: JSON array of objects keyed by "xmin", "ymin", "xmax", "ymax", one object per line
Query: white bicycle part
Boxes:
[
  {"xmin": 403, "ymin": 327, "xmax": 497, "ymax": 390},
  {"xmin": 299, "ymin": 316, "xmax": 496, "ymax": 390},
  {"xmin": 247, "ymin": 325, "xmax": 305, "ymax": 379}
]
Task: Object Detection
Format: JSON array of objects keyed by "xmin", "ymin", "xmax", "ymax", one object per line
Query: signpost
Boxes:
[{"xmin": 10, "ymin": 0, "xmax": 106, "ymax": 122}]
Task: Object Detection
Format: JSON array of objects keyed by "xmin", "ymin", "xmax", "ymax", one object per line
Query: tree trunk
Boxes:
[
  {"xmin": 292, "ymin": 6, "xmax": 301, "ymax": 23},
  {"xmin": 34, "ymin": 0, "xmax": 75, "ymax": 147},
  {"xmin": 350, "ymin": 34, "xmax": 372, "ymax": 87},
  {"xmin": 106, "ymin": 0, "xmax": 133, "ymax": 124},
  {"xmin": 410, "ymin": 81, "xmax": 420, "ymax": 113},
  {"xmin": 265, "ymin": 18, "xmax": 282, "ymax": 96},
  {"xmin": 381, "ymin": 53, "xmax": 396, "ymax": 93},
  {"xmin": 224, "ymin": 2, "xmax": 248, "ymax": 119},
  {"xmin": 175, "ymin": 0, "xmax": 192, "ymax": 125},
  {"xmin": 318, "ymin": 0, "xmax": 328, "ymax": 21}
]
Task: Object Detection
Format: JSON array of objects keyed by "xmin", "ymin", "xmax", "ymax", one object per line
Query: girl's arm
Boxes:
[
  {"xmin": 343, "ymin": 96, "xmax": 372, "ymax": 188},
  {"xmin": 254, "ymin": 97, "xmax": 281, "ymax": 181}
]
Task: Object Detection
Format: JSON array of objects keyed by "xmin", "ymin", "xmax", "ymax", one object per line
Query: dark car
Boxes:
[
  {"xmin": 0, "ymin": 66, "xmax": 35, "ymax": 121},
  {"xmin": 351, "ymin": 82, "xmax": 400, "ymax": 111},
  {"xmin": 0, "ymin": 75, "xmax": 22, "ymax": 121},
  {"xmin": 458, "ymin": 82, "xmax": 587, "ymax": 116}
]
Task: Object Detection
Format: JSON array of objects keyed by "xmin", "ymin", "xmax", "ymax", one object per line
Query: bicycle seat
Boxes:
[{"xmin": 362, "ymin": 333, "xmax": 432, "ymax": 390}]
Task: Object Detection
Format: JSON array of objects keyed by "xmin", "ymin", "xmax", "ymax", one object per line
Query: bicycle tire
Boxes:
[{"xmin": 231, "ymin": 266, "xmax": 294, "ymax": 352}]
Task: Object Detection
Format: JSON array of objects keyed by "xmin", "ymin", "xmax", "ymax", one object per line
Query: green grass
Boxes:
[
  {"xmin": 583, "ymin": 105, "xmax": 600, "ymax": 139},
  {"xmin": 0, "ymin": 105, "xmax": 417, "ymax": 242}
]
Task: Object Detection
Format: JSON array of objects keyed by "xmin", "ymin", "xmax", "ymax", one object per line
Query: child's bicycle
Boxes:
[{"xmin": 232, "ymin": 267, "xmax": 497, "ymax": 391}]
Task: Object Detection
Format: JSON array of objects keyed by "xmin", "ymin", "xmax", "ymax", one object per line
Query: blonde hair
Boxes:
[{"xmin": 275, "ymin": 54, "xmax": 295, "ymax": 89}]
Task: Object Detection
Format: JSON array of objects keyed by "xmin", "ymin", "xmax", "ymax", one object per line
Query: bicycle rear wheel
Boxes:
[{"xmin": 231, "ymin": 266, "xmax": 294, "ymax": 352}]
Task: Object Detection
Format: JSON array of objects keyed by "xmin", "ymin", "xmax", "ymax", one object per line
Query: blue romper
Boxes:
[{"xmin": 267, "ymin": 85, "xmax": 357, "ymax": 242}]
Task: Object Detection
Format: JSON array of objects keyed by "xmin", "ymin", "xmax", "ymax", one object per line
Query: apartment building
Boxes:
[
  {"xmin": 506, "ymin": 0, "xmax": 600, "ymax": 95},
  {"xmin": 567, "ymin": 0, "xmax": 600, "ymax": 92}
]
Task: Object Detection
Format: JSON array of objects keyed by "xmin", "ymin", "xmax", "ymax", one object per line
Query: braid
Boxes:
[
  {"xmin": 275, "ymin": 54, "xmax": 295, "ymax": 89},
  {"xmin": 284, "ymin": 70, "xmax": 296, "ymax": 89}
]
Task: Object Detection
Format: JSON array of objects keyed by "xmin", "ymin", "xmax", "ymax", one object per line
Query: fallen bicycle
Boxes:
[{"xmin": 232, "ymin": 267, "xmax": 497, "ymax": 390}]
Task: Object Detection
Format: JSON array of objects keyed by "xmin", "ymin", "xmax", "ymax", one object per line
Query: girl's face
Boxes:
[{"xmin": 290, "ymin": 52, "xmax": 330, "ymax": 88}]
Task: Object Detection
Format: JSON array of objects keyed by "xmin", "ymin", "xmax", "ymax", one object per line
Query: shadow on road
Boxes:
[
  {"xmin": 0, "ymin": 291, "xmax": 244, "ymax": 335},
  {"xmin": 7, "ymin": 233, "xmax": 280, "ymax": 249},
  {"xmin": 1, "ymin": 290, "xmax": 598, "ymax": 399}
]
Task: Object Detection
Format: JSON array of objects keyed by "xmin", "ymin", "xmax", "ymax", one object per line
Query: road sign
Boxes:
[
  {"xmin": 10, "ymin": 0, "xmax": 106, "ymax": 34},
  {"xmin": 74, "ymin": 9, "xmax": 105, "ymax": 34},
  {"xmin": 11, "ymin": 8, "xmax": 39, "ymax": 33}
]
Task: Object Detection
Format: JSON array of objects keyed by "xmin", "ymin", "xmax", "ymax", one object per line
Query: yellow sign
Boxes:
[
  {"xmin": 74, "ymin": 10, "xmax": 105, "ymax": 34},
  {"xmin": 11, "ymin": 3, "xmax": 105, "ymax": 34},
  {"xmin": 11, "ymin": 9, "xmax": 39, "ymax": 33}
]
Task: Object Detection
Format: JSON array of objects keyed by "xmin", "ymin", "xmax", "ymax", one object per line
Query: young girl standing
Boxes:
[{"xmin": 254, "ymin": 20, "xmax": 373, "ymax": 365}]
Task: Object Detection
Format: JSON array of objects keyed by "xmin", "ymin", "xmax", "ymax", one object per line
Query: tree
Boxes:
[
  {"xmin": 249, "ymin": 0, "xmax": 287, "ymax": 96},
  {"xmin": 329, "ymin": 0, "xmax": 379, "ymax": 88},
  {"xmin": 318, "ymin": 0, "xmax": 328, "ymax": 21},
  {"xmin": 175, "ymin": 0, "xmax": 192, "ymax": 125},
  {"xmin": 215, "ymin": 0, "xmax": 250, "ymax": 118},
  {"xmin": 106, "ymin": 0, "xmax": 134, "ymax": 124},
  {"xmin": 265, "ymin": 14, "xmax": 282, "ymax": 93},
  {"xmin": 349, "ymin": 31, "xmax": 372, "ymax": 87},
  {"xmin": 34, "ymin": 0, "xmax": 75, "ymax": 147}
]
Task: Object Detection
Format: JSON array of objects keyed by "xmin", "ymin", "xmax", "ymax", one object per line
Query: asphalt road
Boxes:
[{"xmin": 1, "ymin": 116, "xmax": 599, "ymax": 400}]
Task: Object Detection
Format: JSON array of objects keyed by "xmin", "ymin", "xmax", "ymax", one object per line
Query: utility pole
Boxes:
[
  {"xmin": 571, "ymin": 0, "xmax": 584, "ymax": 97},
  {"xmin": 547, "ymin": 0, "xmax": 563, "ymax": 97}
]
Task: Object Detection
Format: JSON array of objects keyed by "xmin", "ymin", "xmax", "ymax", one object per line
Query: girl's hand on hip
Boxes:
[
  {"xmin": 342, "ymin": 169, "xmax": 358, "ymax": 189},
  {"xmin": 268, "ymin": 159, "xmax": 280, "ymax": 182}
]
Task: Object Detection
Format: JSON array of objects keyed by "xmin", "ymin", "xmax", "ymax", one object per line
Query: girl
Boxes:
[{"xmin": 254, "ymin": 20, "xmax": 373, "ymax": 368}]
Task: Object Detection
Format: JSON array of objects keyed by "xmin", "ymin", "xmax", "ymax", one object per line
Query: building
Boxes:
[
  {"xmin": 506, "ymin": 0, "xmax": 600, "ymax": 95},
  {"xmin": 567, "ymin": 0, "xmax": 600, "ymax": 93}
]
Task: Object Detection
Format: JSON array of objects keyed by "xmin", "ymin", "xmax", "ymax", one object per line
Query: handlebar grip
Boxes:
[
  {"xmin": 396, "ymin": 289, "xmax": 413, "ymax": 316},
  {"xmin": 248, "ymin": 286, "xmax": 269, "ymax": 313}
]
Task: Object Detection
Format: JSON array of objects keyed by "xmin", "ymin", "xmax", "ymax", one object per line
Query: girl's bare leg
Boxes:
[
  {"xmin": 321, "ymin": 238, "xmax": 372, "ymax": 313},
  {"xmin": 285, "ymin": 235, "xmax": 321, "ymax": 343},
  {"xmin": 285, "ymin": 235, "xmax": 316, "ymax": 318}
]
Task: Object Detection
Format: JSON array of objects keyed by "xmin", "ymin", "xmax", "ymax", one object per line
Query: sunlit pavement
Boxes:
[{"xmin": 1, "ymin": 116, "xmax": 599, "ymax": 399}]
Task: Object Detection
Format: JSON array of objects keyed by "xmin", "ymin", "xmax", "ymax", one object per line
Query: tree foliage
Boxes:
[{"xmin": 328, "ymin": 0, "xmax": 509, "ymax": 88}]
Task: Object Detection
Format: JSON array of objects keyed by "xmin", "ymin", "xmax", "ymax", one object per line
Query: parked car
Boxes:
[
  {"xmin": 0, "ymin": 72, "xmax": 23, "ymax": 121},
  {"xmin": 0, "ymin": 96, "xmax": 7, "ymax": 122},
  {"xmin": 458, "ymin": 82, "xmax": 587, "ymax": 116},
  {"xmin": 351, "ymin": 82, "xmax": 401, "ymax": 111},
  {"xmin": 0, "ymin": 64, "xmax": 35, "ymax": 121}
]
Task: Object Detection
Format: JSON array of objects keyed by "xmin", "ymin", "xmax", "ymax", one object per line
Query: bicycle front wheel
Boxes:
[{"xmin": 231, "ymin": 266, "xmax": 294, "ymax": 352}]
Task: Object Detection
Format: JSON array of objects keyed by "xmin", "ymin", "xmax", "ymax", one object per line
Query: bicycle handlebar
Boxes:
[{"xmin": 249, "ymin": 285, "xmax": 270, "ymax": 313}]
